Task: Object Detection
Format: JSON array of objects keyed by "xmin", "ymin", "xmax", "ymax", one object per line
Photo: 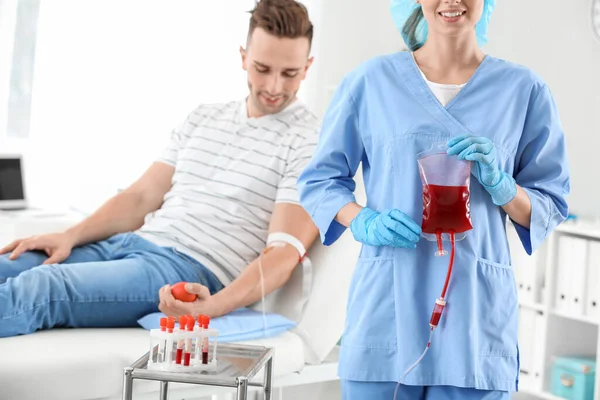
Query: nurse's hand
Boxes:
[
  {"xmin": 446, "ymin": 135, "xmax": 501, "ymax": 187},
  {"xmin": 446, "ymin": 135, "xmax": 517, "ymax": 206},
  {"xmin": 350, "ymin": 207, "xmax": 421, "ymax": 248}
]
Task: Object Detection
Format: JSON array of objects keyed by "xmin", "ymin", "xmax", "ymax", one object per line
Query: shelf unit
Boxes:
[{"xmin": 510, "ymin": 221, "xmax": 600, "ymax": 400}]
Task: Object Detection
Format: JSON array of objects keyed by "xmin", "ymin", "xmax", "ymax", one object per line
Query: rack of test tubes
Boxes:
[{"xmin": 147, "ymin": 314, "xmax": 218, "ymax": 372}]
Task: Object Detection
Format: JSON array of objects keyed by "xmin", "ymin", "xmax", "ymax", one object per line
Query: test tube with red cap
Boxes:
[
  {"xmin": 176, "ymin": 316, "xmax": 187, "ymax": 364},
  {"xmin": 165, "ymin": 318, "xmax": 175, "ymax": 364},
  {"xmin": 183, "ymin": 315, "xmax": 195, "ymax": 366},
  {"xmin": 158, "ymin": 317, "xmax": 167, "ymax": 362},
  {"xmin": 167, "ymin": 316, "xmax": 176, "ymax": 333},
  {"xmin": 195, "ymin": 314, "xmax": 204, "ymax": 363},
  {"xmin": 201, "ymin": 315, "xmax": 211, "ymax": 364}
]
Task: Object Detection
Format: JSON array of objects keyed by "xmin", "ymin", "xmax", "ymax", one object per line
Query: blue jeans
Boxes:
[
  {"xmin": 0, "ymin": 233, "xmax": 224, "ymax": 337},
  {"xmin": 341, "ymin": 381, "xmax": 511, "ymax": 400}
]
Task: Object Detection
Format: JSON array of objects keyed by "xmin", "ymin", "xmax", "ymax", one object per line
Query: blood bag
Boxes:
[{"xmin": 417, "ymin": 142, "xmax": 473, "ymax": 255}]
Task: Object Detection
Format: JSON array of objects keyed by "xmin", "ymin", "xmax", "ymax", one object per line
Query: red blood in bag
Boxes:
[
  {"xmin": 422, "ymin": 184, "xmax": 472, "ymax": 234},
  {"xmin": 171, "ymin": 282, "xmax": 196, "ymax": 302}
]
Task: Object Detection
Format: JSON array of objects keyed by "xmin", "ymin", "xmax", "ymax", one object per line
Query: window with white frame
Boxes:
[
  {"xmin": 0, "ymin": 0, "xmax": 40, "ymax": 139},
  {"xmin": 2, "ymin": 0, "xmax": 320, "ymax": 211}
]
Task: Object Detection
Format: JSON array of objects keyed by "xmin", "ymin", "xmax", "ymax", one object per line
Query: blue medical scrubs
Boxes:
[{"xmin": 297, "ymin": 52, "xmax": 570, "ymax": 399}]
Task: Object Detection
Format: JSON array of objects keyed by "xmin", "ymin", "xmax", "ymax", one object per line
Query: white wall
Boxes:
[
  {"xmin": 22, "ymin": 1, "xmax": 254, "ymax": 212},
  {"xmin": 310, "ymin": 0, "xmax": 600, "ymax": 218},
  {"xmin": 0, "ymin": 0, "xmax": 25, "ymax": 156},
  {"xmin": 307, "ymin": 0, "xmax": 405, "ymax": 117},
  {"xmin": 5, "ymin": 0, "xmax": 599, "ymax": 217},
  {"xmin": 484, "ymin": 0, "xmax": 600, "ymax": 219},
  {"xmin": 8, "ymin": 0, "xmax": 322, "ymax": 213}
]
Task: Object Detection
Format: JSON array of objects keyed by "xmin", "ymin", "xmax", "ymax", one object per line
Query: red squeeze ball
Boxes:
[{"xmin": 171, "ymin": 282, "xmax": 196, "ymax": 302}]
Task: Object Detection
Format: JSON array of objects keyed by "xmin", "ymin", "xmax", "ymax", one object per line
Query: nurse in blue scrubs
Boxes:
[{"xmin": 297, "ymin": 0, "xmax": 570, "ymax": 399}]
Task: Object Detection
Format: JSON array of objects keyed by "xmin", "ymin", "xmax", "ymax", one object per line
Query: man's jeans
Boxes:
[{"xmin": 0, "ymin": 233, "xmax": 224, "ymax": 337}]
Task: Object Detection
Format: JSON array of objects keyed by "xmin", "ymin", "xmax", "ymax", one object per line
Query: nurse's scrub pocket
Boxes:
[
  {"xmin": 344, "ymin": 257, "xmax": 397, "ymax": 349},
  {"xmin": 476, "ymin": 257, "xmax": 519, "ymax": 357}
]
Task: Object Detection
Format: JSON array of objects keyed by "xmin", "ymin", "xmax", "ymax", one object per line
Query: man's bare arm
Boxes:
[
  {"xmin": 1, "ymin": 162, "xmax": 175, "ymax": 260},
  {"xmin": 210, "ymin": 202, "xmax": 319, "ymax": 316}
]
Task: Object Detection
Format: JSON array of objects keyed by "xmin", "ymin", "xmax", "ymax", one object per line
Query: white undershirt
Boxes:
[
  {"xmin": 423, "ymin": 78, "xmax": 466, "ymax": 107},
  {"xmin": 412, "ymin": 53, "xmax": 467, "ymax": 107}
]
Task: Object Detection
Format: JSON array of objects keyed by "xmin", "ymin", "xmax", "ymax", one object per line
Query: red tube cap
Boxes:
[
  {"xmin": 186, "ymin": 317, "xmax": 195, "ymax": 331},
  {"xmin": 166, "ymin": 318, "xmax": 175, "ymax": 331},
  {"xmin": 179, "ymin": 315, "xmax": 188, "ymax": 328}
]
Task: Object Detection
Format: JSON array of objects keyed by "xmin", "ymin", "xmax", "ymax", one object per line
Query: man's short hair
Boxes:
[{"xmin": 247, "ymin": 0, "xmax": 314, "ymax": 49}]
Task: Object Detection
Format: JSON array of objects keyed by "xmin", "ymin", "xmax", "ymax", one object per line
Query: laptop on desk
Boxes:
[{"xmin": 0, "ymin": 154, "xmax": 27, "ymax": 210}]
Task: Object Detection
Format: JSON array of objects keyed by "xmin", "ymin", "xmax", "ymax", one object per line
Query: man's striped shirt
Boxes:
[{"xmin": 136, "ymin": 99, "xmax": 320, "ymax": 285}]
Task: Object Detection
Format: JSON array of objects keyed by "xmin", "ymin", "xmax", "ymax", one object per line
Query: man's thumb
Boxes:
[
  {"xmin": 185, "ymin": 283, "xmax": 209, "ymax": 298},
  {"xmin": 42, "ymin": 253, "xmax": 64, "ymax": 265}
]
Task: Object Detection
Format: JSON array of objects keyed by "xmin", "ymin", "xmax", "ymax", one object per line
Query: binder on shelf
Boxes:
[
  {"xmin": 585, "ymin": 241, "xmax": 600, "ymax": 320},
  {"xmin": 509, "ymin": 225, "xmax": 536, "ymax": 304},
  {"xmin": 522, "ymin": 253, "xmax": 537, "ymax": 305},
  {"xmin": 518, "ymin": 308, "xmax": 535, "ymax": 378},
  {"xmin": 531, "ymin": 310, "xmax": 545, "ymax": 392},
  {"xmin": 568, "ymin": 237, "xmax": 588, "ymax": 315},
  {"xmin": 555, "ymin": 236, "xmax": 586, "ymax": 314}
]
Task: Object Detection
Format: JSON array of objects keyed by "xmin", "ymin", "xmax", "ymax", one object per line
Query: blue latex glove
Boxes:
[
  {"xmin": 350, "ymin": 207, "xmax": 421, "ymax": 248},
  {"xmin": 447, "ymin": 135, "xmax": 517, "ymax": 206}
]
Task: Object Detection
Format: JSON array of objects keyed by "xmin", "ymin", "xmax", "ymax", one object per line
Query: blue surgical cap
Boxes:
[{"xmin": 390, "ymin": 0, "xmax": 496, "ymax": 49}]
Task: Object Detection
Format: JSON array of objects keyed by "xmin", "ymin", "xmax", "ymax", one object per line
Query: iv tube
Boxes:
[
  {"xmin": 256, "ymin": 240, "xmax": 306, "ymax": 336},
  {"xmin": 257, "ymin": 248, "xmax": 270, "ymax": 335},
  {"xmin": 393, "ymin": 328, "xmax": 434, "ymax": 400},
  {"xmin": 393, "ymin": 231, "xmax": 456, "ymax": 400},
  {"xmin": 435, "ymin": 229, "xmax": 448, "ymax": 256},
  {"xmin": 440, "ymin": 232, "xmax": 455, "ymax": 300}
]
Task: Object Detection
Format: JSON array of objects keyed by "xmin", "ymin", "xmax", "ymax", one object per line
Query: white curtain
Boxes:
[{"xmin": 23, "ymin": 0, "xmax": 321, "ymax": 212}]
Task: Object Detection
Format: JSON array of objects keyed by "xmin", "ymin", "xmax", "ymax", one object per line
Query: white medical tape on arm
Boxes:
[{"xmin": 267, "ymin": 232, "xmax": 307, "ymax": 260}]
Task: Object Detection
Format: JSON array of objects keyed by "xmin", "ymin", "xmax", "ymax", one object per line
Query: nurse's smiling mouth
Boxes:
[{"xmin": 438, "ymin": 9, "xmax": 467, "ymax": 23}]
